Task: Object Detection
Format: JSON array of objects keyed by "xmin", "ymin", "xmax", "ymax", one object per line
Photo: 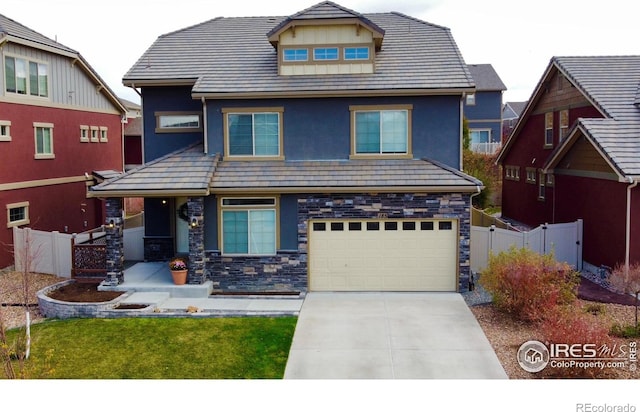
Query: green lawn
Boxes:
[{"xmin": 4, "ymin": 317, "xmax": 297, "ymax": 379}]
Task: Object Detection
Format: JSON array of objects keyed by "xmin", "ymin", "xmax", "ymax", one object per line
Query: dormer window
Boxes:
[
  {"xmin": 344, "ymin": 47, "xmax": 369, "ymax": 60},
  {"xmin": 283, "ymin": 49, "xmax": 308, "ymax": 62},
  {"xmin": 314, "ymin": 48, "xmax": 339, "ymax": 61}
]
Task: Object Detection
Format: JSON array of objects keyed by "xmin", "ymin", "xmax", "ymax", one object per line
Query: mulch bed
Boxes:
[
  {"xmin": 47, "ymin": 282, "xmax": 124, "ymax": 302},
  {"xmin": 578, "ymin": 277, "xmax": 638, "ymax": 306}
]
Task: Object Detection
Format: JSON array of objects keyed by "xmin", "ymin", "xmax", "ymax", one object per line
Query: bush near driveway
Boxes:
[{"xmin": 479, "ymin": 246, "xmax": 580, "ymax": 323}]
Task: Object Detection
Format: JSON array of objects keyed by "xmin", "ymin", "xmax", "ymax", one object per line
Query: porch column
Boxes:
[
  {"xmin": 104, "ymin": 198, "xmax": 124, "ymax": 286},
  {"xmin": 187, "ymin": 197, "xmax": 206, "ymax": 284}
]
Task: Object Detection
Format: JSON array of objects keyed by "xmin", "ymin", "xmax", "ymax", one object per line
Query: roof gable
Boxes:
[
  {"xmin": 497, "ymin": 55, "xmax": 640, "ymax": 170},
  {"xmin": 266, "ymin": 1, "xmax": 385, "ymax": 48},
  {"xmin": 0, "ymin": 13, "xmax": 76, "ymax": 54},
  {"xmin": 467, "ymin": 64, "xmax": 506, "ymax": 91}
]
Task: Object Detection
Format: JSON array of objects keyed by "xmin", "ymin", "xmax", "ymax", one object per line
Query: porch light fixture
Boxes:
[
  {"xmin": 190, "ymin": 217, "xmax": 198, "ymax": 228},
  {"xmin": 108, "ymin": 219, "xmax": 115, "ymax": 228}
]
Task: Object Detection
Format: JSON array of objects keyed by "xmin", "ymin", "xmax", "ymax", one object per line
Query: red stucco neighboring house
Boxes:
[
  {"xmin": 497, "ymin": 55, "xmax": 640, "ymax": 272},
  {"xmin": 0, "ymin": 14, "xmax": 126, "ymax": 269}
]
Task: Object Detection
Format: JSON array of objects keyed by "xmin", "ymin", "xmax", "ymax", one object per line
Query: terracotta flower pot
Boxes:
[{"xmin": 171, "ymin": 269, "xmax": 188, "ymax": 285}]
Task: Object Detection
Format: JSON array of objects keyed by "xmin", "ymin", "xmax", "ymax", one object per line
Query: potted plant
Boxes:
[{"xmin": 168, "ymin": 258, "xmax": 188, "ymax": 285}]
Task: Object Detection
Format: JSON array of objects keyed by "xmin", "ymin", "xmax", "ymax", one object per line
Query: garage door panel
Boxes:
[{"xmin": 309, "ymin": 219, "xmax": 457, "ymax": 292}]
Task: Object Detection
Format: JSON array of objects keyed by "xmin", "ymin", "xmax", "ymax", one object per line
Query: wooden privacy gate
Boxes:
[
  {"xmin": 71, "ymin": 228, "xmax": 107, "ymax": 283},
  {"xmin": 470, "ymin": 220, "xmax": 583, "ymax": 274}
]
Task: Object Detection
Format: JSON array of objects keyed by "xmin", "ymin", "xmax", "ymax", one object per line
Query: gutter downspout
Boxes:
[
  {"xmin": 626, "ymin": 177, "xmax": 638, "ymax": 271},
  {"xmin": 201, "ymin": 97, "xmax": 208, "ymax": 155}
]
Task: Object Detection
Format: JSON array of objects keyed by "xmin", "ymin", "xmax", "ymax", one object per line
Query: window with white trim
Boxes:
[
  {"xmin": 314, "ymin": 47, "xmax": 338, "ymax": 61},
  {"xmin": 221, "ymin": 198, "xmax": 277, "ymax": 255},
  {"xmin": 526, "ymin": 168, "xmax": 536, "ymax": 184},
  {"xmin": 283, "ymin": 48, "xmax": 308, "ymax": 62},
  {"xmin": 90, "ymin": 126, "xmax": 99, "ymax": 142},
  {"xmin": 34, "ymin": 123, "xmax": 54, "ymax": 159},
  {"xmin": 505, "ymin": 165, "xmax": 520, "ymax": 181},
  {"xmin": 100, "ymin": 127, "xmax": 108, "ymax": 142},
  {"xmin": 155, "ymin": 112, "xmax": 202, "ymax": 133},
  {"xmin": 351, "ymin": 105, "xmax": 411, "ymax": 156},
  {"xmin": 0, "ymin": 120, "xmax": 11, "ymax": 142},
  {"xmin": 538, "ymin": 170, "xmax": 545, "ymax": 200},
  {"xmin": 465, "ymin": 93, "xmax": 476, "ymax": 106},
  {"xmin": 224, "ymin": 108, "xmax": 283, "ymax": 158},
  {"xmin": 7, "ymin": 201, "xmax": 29, "ymax": 228},
  {"xmin": 344, "ymin": 47, "xmax": 369, "ymax": 60},
  {"xmin": 4, "ymin": 56, "xmax": 48, "ymax": 97}
]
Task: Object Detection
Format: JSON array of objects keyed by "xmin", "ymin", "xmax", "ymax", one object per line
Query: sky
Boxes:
[{"xmin": 2, "ymin": 0, "xmax": 638, "ymax": 105}]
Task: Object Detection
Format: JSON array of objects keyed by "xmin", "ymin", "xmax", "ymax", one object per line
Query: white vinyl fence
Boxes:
[
  {"xmin": 12, "ymin": 225, "xmax": 144, "ymax": 277},
  {"xmin": 470, "ymin": 219, "xmax": 583, "ymax": 274}
]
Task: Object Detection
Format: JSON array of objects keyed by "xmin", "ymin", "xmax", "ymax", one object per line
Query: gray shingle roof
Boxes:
[
  {"xmin": 90, "ymin": 144, "xmax": 218, "ymax": 196},
  {"xmin": 0, "ymin": 13, "xmax": 76, "ymax": 54},
  {"xmin": 211, "ymin": 158, "xmax": 482, "ymax": 191},
  {"xmin": 123, "ymin": 6, "xmax": 474, "ymax": 95},
  {"xmin": 90, "ymin": 145, "xmax": 482, "ymax": 196},
  {"xmin": 467, "ymin": 64, "xmax": 506, "ymax": 91}
]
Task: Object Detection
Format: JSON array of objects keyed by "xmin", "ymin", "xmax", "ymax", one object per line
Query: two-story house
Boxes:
[
  {"xmin": 90, "ymin": 1, "xmax": 482, "ymax": 293},
  {"xmin": 497, "ymin": 56, "xmax": 640, "ymax": 272},
  {"xmin": 0, "ymin": 14, "xmax": 126, "ymax": 269},
  {"xmin": 464, "ymin": 64, "xmax": 506, "ymax": 154}
]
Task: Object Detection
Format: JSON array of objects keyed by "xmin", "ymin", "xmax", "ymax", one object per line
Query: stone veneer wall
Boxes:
[{"xmin": 206, "ymin": 192, "xmax": 472, "ymax": 293}]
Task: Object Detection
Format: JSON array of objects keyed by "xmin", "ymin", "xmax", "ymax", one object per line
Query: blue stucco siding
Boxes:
[
  {"xmin": 142, "ymin": 86, "xmax": 205, "ymax": 162},
  {"xmin": 464, "ymin": 91, "xmax": 503, "ymax": 120},
  {"xmin": 205, "ymin": 95, "xmax": 462, "ymax": 168}
]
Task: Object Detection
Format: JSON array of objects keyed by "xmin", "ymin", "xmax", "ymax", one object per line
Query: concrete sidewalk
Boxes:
[{"xmin": 284, "ymin": 292, "xmax": 508, "ymax": 379}]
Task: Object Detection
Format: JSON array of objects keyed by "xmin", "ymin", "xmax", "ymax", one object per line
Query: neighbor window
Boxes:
[
  {"xmin": 0, "ymin": 120, "xmax": 11, "ymax": 142},
  {"xmin": 155, "ymin": 112, "xmax": 202, "ymax": 133},
  {"xmin": 223, "ymin": 108, "xmax": 283, "ymax": 158},
  {"xmin": 538, "ymin": 171, "xmax": 546, "ymax": 200},
  {"xmin": 80, "ymin": 125, "xmax": 89, "ymax": 142},
  {"xmin": 283, "ymin": 48, "xmax": 308, "ymax": 62},
  {"xmin": 99, "ymin": 127, "xmax": 108, "ymax": 142},
  {"xmin": 505, "ymin": 165, "xmax": 520, "ymax": 181},
  {"xmin": 344, "ymin": 47, "xmax": 369, "ymax": 60},
  {"xmin": 351, "ymin": 105, "xmax": 411, "ymax": 156},
  {"xmin": 526, "ymin": 168, "xmax": 536, "ymax": 184},
  {"xmin": 90, "ymin": 126, "xmax": 99, "ymax": 142},
  {"xmin": 4, "ymin": 56, "xmax": 48, "ymax": 97},
  {"xmin": 221, "ymin": 198, "xmax": 277, "ymax": 255},
  {"xmin": 34, "ymin": 123, "xmax": 54, "ymax": 159},
  {"xmin": 7, "ymin": 201, "xmax": 30, "ymax": 228},
  {"xmin": 545, "ymin": 112, "xmax": 554, "ymax": 147},
  {"xmin": 314, "ymin": 47, "xmax": 339, "ymax": 61},
  {"xmin": 559, "ymin": 109, "xmax": 569, "ymax": 141}
]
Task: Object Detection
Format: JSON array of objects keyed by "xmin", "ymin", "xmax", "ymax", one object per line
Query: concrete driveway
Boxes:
[{"xmin": 284, "ymin": 292, "xmax": 508, "ymax": 379}]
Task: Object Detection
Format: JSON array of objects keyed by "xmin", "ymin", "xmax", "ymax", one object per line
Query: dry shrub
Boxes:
[
  {"xmin": 540, "ymin": 307, "xmax": 613, "ymax": 378},
  {"xmin": 480, "ymin": 246, "xmax": 579, "ymax": 322},
  {"xmin": 608, "ymin": 262, "xmax": 640, "ymax": 328}
]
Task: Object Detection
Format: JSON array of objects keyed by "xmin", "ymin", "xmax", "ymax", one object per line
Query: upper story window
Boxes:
[
  {"xmin": 544, "ymin": 112, "xmax": 554, "ymax": 148},
  {"xmin": 155, "ymin": 112, "xmax": 202, "ymax": 133},
  {"xmin": 283, "ymin": 48, "xmax": 308, "ymax": 62},
  {"xmin": 80, "ymin": 125, "xmax": 89, "ymax": 142},
  {"xmin": 4, "ymin": 56, "xmax": 48, "ymax": 97},
  {"xmin": 7, "ymin": 201, "xmax": 30, "ymax": 228},
  {"xmin": 223, "ymin": 107, "xmax": 284, "ymax": 159},
  {"xmin": 314, "ymin": 47, "xmax": 339, "ymax": 61},
  {"xmin": 100, "ymin": 127, "xmax": 108, "ymax": 143},
  {"xmin": 0, "ymin": 120, "xmax": 11, "ymax": 142},
  {"xmin": 350, "ymin": 105, "xmax": 412, "ymax": 157},
  {"xmin": 344, "ymin": 47, "xmax": 369, "ymax": 60},
  {"xmin": 34, "ymin": 122, "xmax": 54, "ymax": 159},
  {"xmin": 559, "ymin": 109, "xmax": 569, "ymax": 141}
]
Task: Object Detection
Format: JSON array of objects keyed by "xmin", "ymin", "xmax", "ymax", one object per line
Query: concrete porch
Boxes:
[{"xmin": 98, "ymin": 261, "xmax": 213, "ymax": 298}]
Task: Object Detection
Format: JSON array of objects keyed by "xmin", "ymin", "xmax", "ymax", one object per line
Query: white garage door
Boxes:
[{"xmin": 308, "ymin": 219, "xmax": 458, "ymax": 292}]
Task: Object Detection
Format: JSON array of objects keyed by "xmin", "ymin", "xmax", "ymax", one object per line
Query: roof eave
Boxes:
[
  {"xmin": 87, "ymin": 188, "xmax": 210, "ymax": 198},
  {"xmin": 211, "ymin": 185, "xmax": 484, "ymax": 195},
  {"xmin": 192, "ymin": 87, "xmax": 475, "ymax": 100}
]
